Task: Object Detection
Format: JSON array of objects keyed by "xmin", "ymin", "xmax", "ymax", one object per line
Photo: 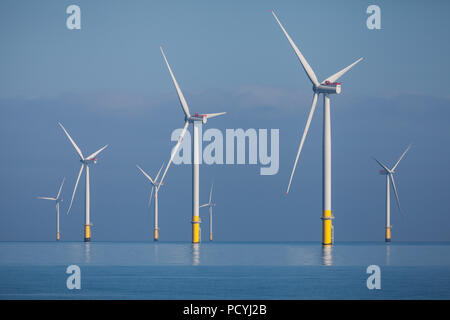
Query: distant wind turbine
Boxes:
[
  {"xmin": 58, "ymin": 122, "xmax": 108, "ymax": 242},
  {"xmin": 200, "ymin": 183, "xmax": 216, "ymax": 241},
  {"xmin": 37, "ymin": 178, "xmax": 65, "ymax": 241},
  {"xmin": 159, "ymin": 46, "xmax": 226, "ymax": 243},
  {"xmin": 136, "ymin": 163, "xmax": 165, "ymax": 241},
  {"xmin": 374, "ymin": 145, "xmax": 411, "ymax": 242},
  {"xmin": 272, "ymin": 10, "xmax": 364, "ymax": 245}
]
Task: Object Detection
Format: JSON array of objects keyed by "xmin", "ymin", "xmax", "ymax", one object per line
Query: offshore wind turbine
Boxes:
[
  {"xmin": 136, "ymin": 163, "xmax": 164, "ymax": 241},
  {"xmin": 200, "ymin": 183, "xmax": 216, "ymax": 241},
  {"xmin": 272, "ymin": 11, "xmax": 364, "ymax": 245},
  {"xmin": 159, "ymin": 46, "xmax": 226, "ymax": 244},
  {"xmin": 58, "ymin": 122, "xmax": 108, "ymax": 242},
  {"xmin": 37, "ymin": 177, "xmax": 65, "ymax": 240},
  {"xmin": 374, "ymin": 145, "xmax": 411, "ymax": 242}
]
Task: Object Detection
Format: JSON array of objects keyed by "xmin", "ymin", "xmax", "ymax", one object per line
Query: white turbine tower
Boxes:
[
  {"xmin": 136, "ymin": 163, "xmax": 164, "ymax": 241},
  {"xmin": 200, "ymin": 183, "xmax": 216, "ymax": 241},
  {"xmin": 37, "ymin": 177, "xmax": 65, "ymax": 241},
  {"xmin": 374, "ymin": 145, "xmax": 411, "ymax": 242},
  {"xmin": 272, "ymin": 11, "xmax": 364, "ymax": 245},
  {"xmin": 58, "ymin": 122, "xmax": 108, "ymax": 242},
  {"xmin": 159, "ymin": 46, "xmax": 226, "ymax": 244}
]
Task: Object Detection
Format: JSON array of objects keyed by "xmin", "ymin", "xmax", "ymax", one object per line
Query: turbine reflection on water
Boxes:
[
  {"xmin": 386, "ymin": 243, "xmax": 391, "ymax": 266},
  {"xmin": 84, "ymin": 242, "xmax": 91, "ymax": 264},
  {"xmin": 192, "ymin": 244, "xmax": 200, "ymax": 266},
  {"xmin": 321, "ymin": 245, "xmax": 333, "ymax": 266}
]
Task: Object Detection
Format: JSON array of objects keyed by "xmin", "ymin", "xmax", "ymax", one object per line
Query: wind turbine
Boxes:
[
  {"xmin": 272, "ymin": 11, "xmax": 364, "ymax": 245},
  {"xmin": 136, "ymin": 163, "xmax": 164, "ymax": 241},
  {"xmin": 200, "ymin": 183, "xmax": 216, "ymax": 241},
  {"xmin": 58, "ymin": 122, "xmax": 108, "ymax": 242},
  {"xmin": 374, "ymin": 145, "xmax": 411, "ymax": 242},
  {"xmin": 159, "ymin": 46, "xmax": 226, "ymax": 243},
  {"xmin": 37, "ymin": 177, "xmax": 65, "ymax": 240}
]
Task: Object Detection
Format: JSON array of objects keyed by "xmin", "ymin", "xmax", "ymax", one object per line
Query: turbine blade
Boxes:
[
  {"xmin": 205, "ymin": 112, "xmax": 226, "ymax": 119},
  {"xmin": 37, "ymin": 196, "xmax": 56, "ymax": 201},
  {"xmin": 160, "ymin": 46, "xmax": 191, "ymax": 118},
  {"xmin": 148, "ymin": 186, "xmax": 154, "ymax": 208},
  {"xmin": 209, "ymin": 183, "xmax": 214, "ymax": 204},
  {"xmin": 155, "ymin": 162, "xmax": 165, "ymax": 183},
  {"xmin": 56, "ymin": 177, "xmax": 65, "ymax": 199},
  {"xmin": 67, "ymin": 164, "xmax": 84, "ymax": 215},
  {"xmin": 199, "ymin": 203, "xmax": 209, "ymax": 208},
  {"xmin": 392, "ymin": 144, "xmax": 412, "ymax": 172},
  {"xmin": 286, "ymin": 93, "xmax": 318, "ymax": 194},
  {"xmin": 373, "ymin": 157, "xmax": 391, "ymax": 173},
  {"xmin": 159, "ymin": 121, "xmax": 190, "ymax": 185},
  {"xmin": 136, "ymin": 165, "xmax": 155, "ymax": 184},
  {"xmin": 322, "ymin": 57, "xmax": 364, "ymax": 84},
  {"xmin": 389, "ymin": 174, "xmax": 403, "ymax": 215},
  {"xmin": 58, "ymin": 123, "xmax": 84, "ymax": 160},
  {"xmin": 86, "ymin": 145, "xmax": 108, "ymax": 160},
  {"xmin": 271, "ymin": 10, "xmax": 319, "ymax": 87}
]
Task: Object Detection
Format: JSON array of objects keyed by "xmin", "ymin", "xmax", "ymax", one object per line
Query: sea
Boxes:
[{"xmin": 0, "ymin": 241, "xmax": 449, "ymax": 299}]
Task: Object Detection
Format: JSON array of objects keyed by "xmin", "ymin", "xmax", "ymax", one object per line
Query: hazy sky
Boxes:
[{"xmin": 1, "ymin": 0, "xmax": 450, "ymax": 242}]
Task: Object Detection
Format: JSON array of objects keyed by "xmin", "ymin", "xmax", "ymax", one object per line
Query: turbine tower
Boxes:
[
  {"xmin": 272, "ymin": 11, "xmax": 364, "ymax": 245},
  {"xmin": 58, "ymin": 122, "xmax": 108, "ymax": 242},
  {"xmin": 374, "ymin": 145, "xmax": 411, "ymax": 242},
  {"xmin": 136, "ymin": 163, "xmax": 164, "ymax": 241},
  {"xmin": 37, "ymin": 177, "xmax": 65, "ymax": 240},
  {"xmin": 159, "ymin": 46, "xmax": 226, "ymax": 244},
  {"xmin": 200, "ymin": 183, "xmax": 216, "ymax": 241}
]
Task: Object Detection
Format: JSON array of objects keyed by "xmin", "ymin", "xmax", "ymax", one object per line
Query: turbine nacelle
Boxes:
[
  {"xmin": 314, "ymin": 82, "xmax": 342, "ymax": 95},
  {"xmin": 189, "ymin": 113, "xmax": 208, "ymax": 124},
  {"xmin": 81, "ymin": 158, "xmax": 98, "ymax": 165}
]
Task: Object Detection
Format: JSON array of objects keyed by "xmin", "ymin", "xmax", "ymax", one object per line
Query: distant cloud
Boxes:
[
  {"xmin": 231, "ymin": 85, "xmax": 310, "ymax": 110},
  {"xmin": 6, "ymin": 85, "xmax": 312, "ymax": 115},
  {"xmin": 1, "ymin": 88, "xmax": 449, "ymax": 119}
]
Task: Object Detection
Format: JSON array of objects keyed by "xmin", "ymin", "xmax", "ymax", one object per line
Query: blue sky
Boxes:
[{"xmin": 1, "ymin": 0, "xmax": 450, "ymax": 241}]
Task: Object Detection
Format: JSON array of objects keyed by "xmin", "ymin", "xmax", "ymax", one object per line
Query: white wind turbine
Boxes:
[
  {"xmin": 200, "ymin": 183, "xmax": 216, "ymax": 241},
  {"xmin": 159, "ymin": 46, "xmax": 226, "ymax": 244},
  {"xmin": 37, "ymin": 177, "xmax": 65, "ymax": 241},
  {"xmin": 374, "ymin": 145, "xmax": 411, "ymax": 242},
  {"xmin": 272, "ymin": 11, "xmax": 364, "ymax": 245},
  {"xmin": 58, "ymin": 122, "xmax": 108, "ymax": 242},
  {"xmin": 136, "ymin": 163, "xmax": 164, "ymax": 241}
]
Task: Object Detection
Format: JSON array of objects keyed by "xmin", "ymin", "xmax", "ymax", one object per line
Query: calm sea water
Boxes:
[{"xmin": 0, "ymin": 241, "xmax": 449, "ymax": 299}]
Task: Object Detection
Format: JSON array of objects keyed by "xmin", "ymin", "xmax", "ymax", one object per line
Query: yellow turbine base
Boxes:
[
  {"xmin": 385, "ymin": 227, "xmax": 391, "ymax": 242},
  {"xmin": 84, "ymin": 225, "xmax": 91, "ymax": 242},
  {"xmin": 192, "ymin": 216, "xmax": 200, "ymax": 243},
  {"xmin": 322, "ymin": 210, "xmax": 332, "ymax": 245},
  {"xmin": 56, "ymin": 232, "xmax": 60, "ymax": 241},
  {"xmin": 154, "ymin": 228, "xmax": 159, "ymax": 241}
]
